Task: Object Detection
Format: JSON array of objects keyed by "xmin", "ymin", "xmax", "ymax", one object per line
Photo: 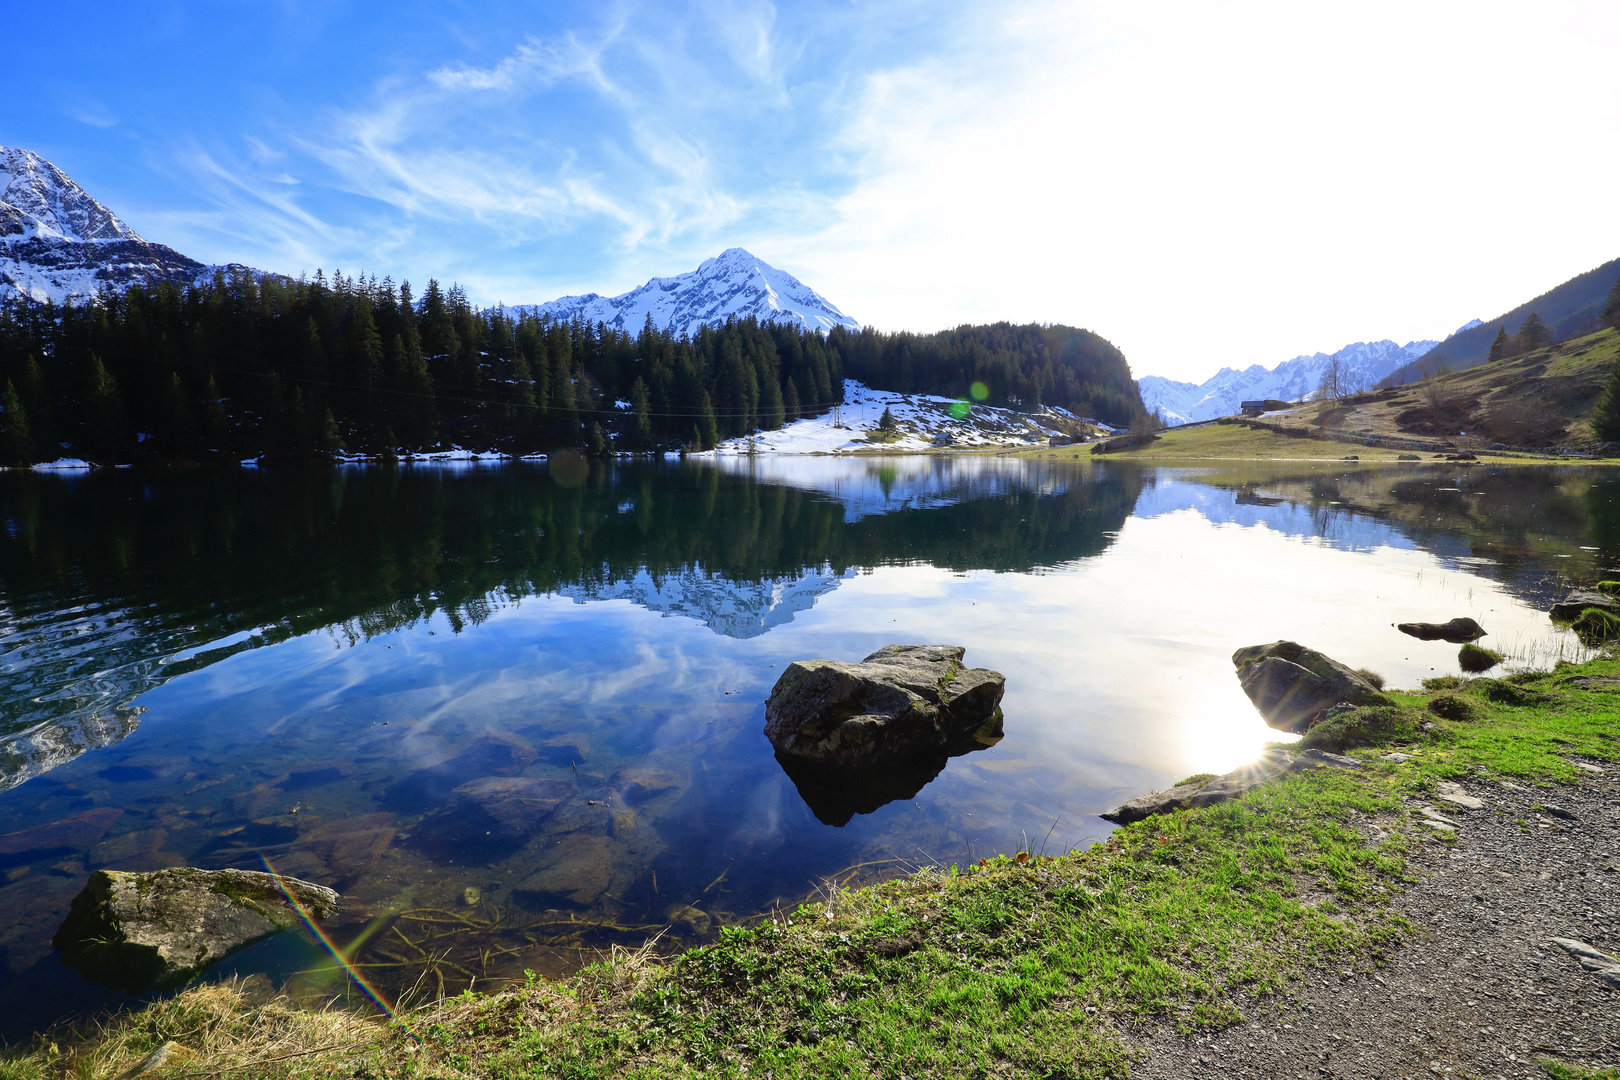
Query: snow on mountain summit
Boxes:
[
  {"xmin": 516, "ymin": 248, "xmax": 859, "ymax": 338},
  {"xmin": 0, "ymin": 145, "xmax": 209, "ymax": 305}
]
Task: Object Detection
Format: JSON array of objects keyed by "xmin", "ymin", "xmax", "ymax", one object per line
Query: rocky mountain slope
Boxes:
[
  {"xmin": 0, "ymin": 146, "xmax": 215, "ymax": 306},
  {"xmin": 1139, "ymin": 329, "xmax": 1478, "ymax": 424},
  {"xmin": 516, "ymin": 247, "xmax": 859, "ymax": 337}
]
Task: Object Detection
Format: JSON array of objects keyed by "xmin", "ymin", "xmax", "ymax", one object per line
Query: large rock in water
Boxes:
[
  {"xmin": 53, "ymin": 867, "xmax": 340, "ymax": 993},
  {"xmin": 1231, "ymin": 641, "xmax": 1387, "ymax": 733},
  {"xmin": 1396, "ymin": 617, "xmax": 1486, "ymax": 643},
  {"xmin": 764, "ymin": 645, "xmax": 1005, "ymax": 769}
]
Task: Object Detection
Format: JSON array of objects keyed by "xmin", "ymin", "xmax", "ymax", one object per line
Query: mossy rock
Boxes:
[
  {"xmin": 1595, "ymin": 581, "xmax": 1620, "ymax": 598},
  {"xmin": 1457, "ymin": 643, "xmax": 1504, "ymax": 673},
  {"xmin": 1570, "ymin": 607, "xmax": 1620, "ymax": 646},
  {"xmin": 1422, "ymin": 675, "xmax": 1464, "ymax": 691},
  {"xmin": 1299, "ymin": 705, "xmax": 1423, "ymax": 753},
  {"xmin": 1466, "ymin": 678, "xmax": 1554, "ymax": 707},
  {"xmin": 1174, "ymin": 772, "xmax": 1219, "ymax": 787},
  {"xmin": 1426, "ymin": 693, "xmax": 1481, "ymax": 722}
]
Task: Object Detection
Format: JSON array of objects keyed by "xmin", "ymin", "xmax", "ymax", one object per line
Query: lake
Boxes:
[{"xmin": 0, "ymin": 455, "xmax": 1613, "ymax": 1034}]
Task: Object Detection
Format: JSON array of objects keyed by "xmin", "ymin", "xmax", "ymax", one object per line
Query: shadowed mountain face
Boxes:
[{"xmin": 0, "ymin": 460, "xmax": 1142, "ymax": 789}]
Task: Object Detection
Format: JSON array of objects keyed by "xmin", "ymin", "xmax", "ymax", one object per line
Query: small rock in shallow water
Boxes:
[
  {"xmin": 463, "ymin": 886, "xmax": 481, "ymax": 906},
  {"xmin": 53, "ymin": 867, "xmax": 340, "ymax": 993},
  {"xmin": 1230, "ymin": 641, "xmax": 1386, "ymax": 732},
  {"xmin": 1396, "ymin": 618, "xmax": 1486, "ymax": 643}
]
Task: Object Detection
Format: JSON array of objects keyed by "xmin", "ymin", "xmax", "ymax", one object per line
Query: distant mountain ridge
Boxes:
[
  {"xmin": 1138, "ymin": 327, "xmax": 1479, "ymax": 424},
  {"xmin": 513, "ymin": 247, "xmax": 859, "ymax": 338}
]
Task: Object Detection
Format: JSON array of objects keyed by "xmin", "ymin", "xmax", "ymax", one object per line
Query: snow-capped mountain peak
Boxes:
[
  {"xmin": 516, "ymin": 247, "xmax": 859, "ymax": 338},
  {"xmin": 1, "ymin": 145, "xmax": 208, "ymax": 306}
]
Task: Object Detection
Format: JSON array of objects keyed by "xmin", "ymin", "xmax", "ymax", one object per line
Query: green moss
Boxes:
[
  {"xmin": 1594, "ymin": 582, "xmax": 1620, "ymax": 598},
  {"xmin": 1299, "ymin": 705, "xmax": 1423, "ymax": 752},
  {"xmin": 1457, "ymin": 644, "xmax": 1503, "ymax": 673},
  {"xmin": 1426, "ymin": 694, "xmax": 1480, "ymax": 722},
  {"xmin": 1174, "ymin": 773, "xmax": 1219, "ymax": 787},
  {"xmin": 1570, "ymin": 608, "xmax": 1620, "ymax": 646},
  {"xmin": 1421, "ymin": 675, "xmax": 1464, "ymax": 691},
  {"xmin": 1355, "ymin": 668, "xmax": 1386, "ymax": 690},
  {"xmin": 1467, "ymin": 679, "xmax": 1555, "ymax": 708}
]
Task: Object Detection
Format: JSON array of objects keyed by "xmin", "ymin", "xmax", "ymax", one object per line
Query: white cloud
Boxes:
[{"xmin": 767, "ymin": 0, "xmax": 1620, "ymax": 380}]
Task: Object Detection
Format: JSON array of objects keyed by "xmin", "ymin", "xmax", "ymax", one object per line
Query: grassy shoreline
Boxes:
[{"xmin": 6, "ymin": 655, "xmax": 1618, "ymax": 1080}]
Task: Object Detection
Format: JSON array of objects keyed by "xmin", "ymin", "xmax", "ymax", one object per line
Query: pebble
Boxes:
[
  {"xmin": 1542, "ymin": 804, "xmax": 1578, "ymax": 821},
  {"xmin": 1566, "ymin": 760, "xmax": 1605, "ymax": 775}
]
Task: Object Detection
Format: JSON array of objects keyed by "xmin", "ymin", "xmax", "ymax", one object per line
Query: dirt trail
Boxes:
[{"xmin": 1135, "ymin": 768, "xmax": 1619, "ymax": 1079}]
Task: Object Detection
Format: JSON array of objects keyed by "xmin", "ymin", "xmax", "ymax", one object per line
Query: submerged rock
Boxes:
[
  {"xmin": 53, "ymin": 867, "xmax": 340, "ymax": 993},
  {"xmin": 418, "ymin": 777, "xmax": 574, "ymax": 851},
  {"xmin": 764, "ymin": 645, "xmax": 1005, "ymax": 769},
  {"xmin": 513, "ymin": 835, "xmax": 615, "ymax": 908},
  {"xmin": 1396, "ymin": 617, "xmax": 1486, "ymax": 643},
  {"xmin": 1231, "ymin": 641, "xmax": 1387, "ymax": 733},
  {"xmin": 0, "ymin": 808, "xmax": 123, "ymax": 862}
]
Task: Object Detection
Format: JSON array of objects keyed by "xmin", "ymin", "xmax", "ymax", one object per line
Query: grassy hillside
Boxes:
[
  {"xmin": 1382, "ymin": 257, "xmax": 1620, "ymax": 386},
  {"xmin": 1047, "ymin": 327, "xmax": 1620, "ymax": 461}
]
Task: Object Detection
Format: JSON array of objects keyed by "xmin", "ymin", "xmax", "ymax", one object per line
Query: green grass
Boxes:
[{"xmin": 9, "ymin": 655, "xmax": 1620, "ymax": 1079}]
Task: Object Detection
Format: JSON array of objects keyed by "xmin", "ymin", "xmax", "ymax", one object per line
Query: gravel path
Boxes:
[{"xmin": 1136, "ymin": 763, "xmax": 1619, "ymax": 1080}]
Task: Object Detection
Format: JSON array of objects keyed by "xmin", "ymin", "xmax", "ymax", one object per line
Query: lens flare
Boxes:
[
  {"xmin": 949, "ymin": 400, "xmax": 971, "ymax": 420},
  {"xmin": 260, "ymin": 855, "xmax": 423, "ymax": 1044},
  {"xmin": 969, "ymin": 381, "xmax": 989, "ymax": 402}
]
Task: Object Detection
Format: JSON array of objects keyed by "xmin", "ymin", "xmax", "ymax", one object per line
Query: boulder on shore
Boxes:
[
  {"xmin": 1231, "ymin": 641, "xmax": 1387, "ymax": 733},
  {"xmin": 1100, "ymin": 748, "xmax": 1361, "ymax": 824},
  {"xmin": 764, "ymin": 645, "xmax": 1005, "ymax": 769},
  {"xmin": 1396, "ymin": 617, "xmax": 1486, "ymax": 643},
  {"xmin": 1549, "ymin": 590, "xmax": 1620, "ymax": 622},
  {"xmin": 53, "ymin": 867, "xmax": 340, "ymax": 993}
]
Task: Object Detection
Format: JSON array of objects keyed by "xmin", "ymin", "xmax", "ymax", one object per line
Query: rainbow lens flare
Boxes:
[{"xmin": 260, "ymin": 855, "xmax": 423, "ymax": 1044}]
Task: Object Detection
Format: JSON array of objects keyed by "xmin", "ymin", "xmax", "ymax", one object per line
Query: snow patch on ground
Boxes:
[{"xmin": 702, "ymin": 381, "xmax": 1109, "ymax": 455}]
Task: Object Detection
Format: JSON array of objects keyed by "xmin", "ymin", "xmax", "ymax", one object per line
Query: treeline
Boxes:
[
  {"xmin": 831, "ymin": 322, "xmax": 1144, "ymax": 426},
  {"xmin": 0, "ymin": 270, "xmax": 1144, "ymax": 464}
]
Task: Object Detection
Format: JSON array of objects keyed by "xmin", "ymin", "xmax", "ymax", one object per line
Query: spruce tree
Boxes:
[
  {"xmin": 1517, "ymin": 311, "xmax": 1551, "ymax": 351},
  {"xmin": 2, "ymin": 380, "xmax": 33, "ymax": 465},
  {"xmin": 86, "ymin": 353, "xmax": 128, "ymax": 455},
  {"xmin": 1592, "ymin": 361, "xmax": 1620, "ymax": 442},
  {"xmin": 698, "ymin": 391, "xmax": 719, "ymax": 450},
  {"xmin": 589, "ymin": 421, "xmax": 609, "ymax": 457},
  {"xmin": 1603, "ymin": 273, "xmax": 1620, "ymax": 332},
  {"xmin": 631, "ymin": 376, "xmax": 653, "ymax": 448},
  {"xmin": 1486, "ymin": 326, "xmax": 1511, "ymax": 362}
]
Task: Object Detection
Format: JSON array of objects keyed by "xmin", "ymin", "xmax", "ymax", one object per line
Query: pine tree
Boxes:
[
  {"xmin": 1517, "ymin": 311, "xmax": 1551, "ymax": 352},
  {"xmin": 1603, "ymin": 273, "xmax": 1620, "ymax": 332},
  {"xmin": 200, "ymin": 376, "xmax": 230, "ymax": 451},
  {"xmin": 698, "ymin": 391, "xmax": 719, "ymax": 450},
  {"xmin": 157, "ymin": 372, "xmax": 197, "ymax": 452},
  {"xmin": 783, "ymin": 377, "xmax": 801, "ymax": 421},
  {"xmin": 877, "ymin": 406, "xmax": 899, "ymax": 437},
  {"xmin": 2, "ymin": 380, "xmax": 33, "ymax": 465},
  {"xmin": 1593, "ymin": 361, "xmax": 1620, "ymax": 442},
  {"xmin": 631, "ymin": 376, "xmax": 653, "ymax": 449},
  {"xmin": 86, "ymin": 353, "xmax": 128, "ymax": 455},
  {"xmin": 589, "ymin": 421, "xmax": 609, "ymax": 457},
  {"xmin": 18, "ymin": 356, "xmax": 54, "ymax": 448},
  {"xmin": 1486, "ymin": 326, "xmax": 1511, "ymax": 362}
]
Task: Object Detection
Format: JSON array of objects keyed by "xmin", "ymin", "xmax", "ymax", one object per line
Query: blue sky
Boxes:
[{"xmin": 10, "ymin": 0, "xmax": 1620, "ymax": 380}]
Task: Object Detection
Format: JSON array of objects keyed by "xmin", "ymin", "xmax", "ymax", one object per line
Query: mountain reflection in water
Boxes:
[{"xmin": 0, "ymin": 457, "xmax": 1614, "ymax": 1037}]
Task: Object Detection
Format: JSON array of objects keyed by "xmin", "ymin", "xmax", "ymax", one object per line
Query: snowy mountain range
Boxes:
[
  {"xmin": 1138, "ymin": 322, "xmax": 1484, "ymax": 425},
  {"xmin": 515, "ymin": 247, "xmax": 859, "ymax": 337},
  {"xmin": 0, "ymin": 145, "xmax": 249, "ymax": 306}
]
